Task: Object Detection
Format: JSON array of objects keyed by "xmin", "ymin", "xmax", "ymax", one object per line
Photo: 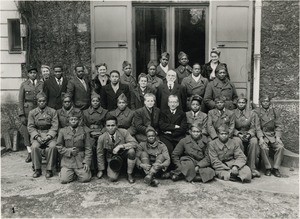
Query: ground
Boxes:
[{"xmin": 1, "ymin": 151, "xmax": 299, "ymax": 218}]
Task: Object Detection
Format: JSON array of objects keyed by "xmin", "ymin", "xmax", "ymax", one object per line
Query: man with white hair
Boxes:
[{"xmin": 156, "ymin": 70, "xmax": 187, "ymax": 112}]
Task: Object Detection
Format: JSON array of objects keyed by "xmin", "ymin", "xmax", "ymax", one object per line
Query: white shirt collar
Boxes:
[
  {"xmin": 160, "ymin": 63, "xmax": 169, "ymax": 73},
  {"xmin": 55, "ymin": 77, "xmax": 63, "ymax": 83},
  {"xmin": 192, "ymin": 74, "xmax": 201, "ymax": 82}
]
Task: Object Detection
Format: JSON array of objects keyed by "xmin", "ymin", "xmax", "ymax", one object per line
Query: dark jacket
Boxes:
[
  {"xmin": 91, "ymin": 75, "xmax": 110, "ymax": 95},
  {"xmin": 67, "ymin": 77, "xmax": 91, "ymax": 110},
  {"xmin": 202, "ymin": 61, "xmax": 229, "ymax": 81},
  {"xmin": 130, "ymin": 86, "xmax": 155, "ymax": 110},
  {"xmin": 134, "ymin": 106, "xmax": 160, "ymax": 135}
]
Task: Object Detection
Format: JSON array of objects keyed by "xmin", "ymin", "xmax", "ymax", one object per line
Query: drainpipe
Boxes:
[{"xmin": 253, "ymin": 0, "xmax": 262, "ymax": 105}]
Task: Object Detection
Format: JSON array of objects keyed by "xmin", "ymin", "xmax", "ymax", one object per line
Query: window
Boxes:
[{"xmin": 7, "ymin": 19, "xmax": 22, "ymax": 53}]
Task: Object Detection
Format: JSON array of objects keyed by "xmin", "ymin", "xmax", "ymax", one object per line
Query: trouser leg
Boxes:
[
  {"xmin": 247, "ymin": 138, "xmax": 259, "ymax": 171},
  {"xmin": 260, "ymin": 147, "xmax": 272, "ymax": 169},
  {"xmin": 127, "ymin": 148, "xmax": 136, "ymax": 175},
  {"xmin": 18, "ymin": 124, "xmax": 31, "ymax": 148},
  {"xmin": 45, "ymin": 140, "xmax": 57, "ymax": 171},
  {"xmin": 238, "ymin": 165, "xmax": 252, "ymax": 182},
  {"xmin": 74, "ymin": 168, "xmax": 92, "ymax": 183},
  {"xmin": 150, "ymin": 154, "xmax": 165, "ymax": 175},
  {"xmin": 272, "ymin": 142, "xmax": 284, "ymax": 169},
  {"xmin": 31, "ymin": 140, "xmax": 42, "ymax": 170},
  {"xmin": 140, "ymin": 151, "xmax": 151, "ymax": 175},
  {"xmin": 215, "ymin": 170, "xmax": 230, "ymax": 181},
  {"xmin": 60, "ymin": 167, "xmax": 75, "ymax": 184}
]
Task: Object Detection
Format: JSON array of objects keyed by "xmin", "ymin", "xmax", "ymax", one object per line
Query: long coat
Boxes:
[
  {"xmin": 181, "ymin": 74, "xmax": 208, "ymax": 99},
  {"xmin": 207, "ymin": 108, "xmax": 235, "ymax": 140},
  {"xmin": 43, "ymin": 76, "xmax": 68, "ymax": 110},
  {"xmin": 57, "ymin": 107, "xmax": 83, "ymax": 128},
  {"xmin": 175, "ymin": 65, "xmax": 193, "ymax": 84},
  {"xmin": 108, "ymin": 107, "xmax": 136, "ymax": 135},
  {"xmin": 203, "ymin": 78, "xmax": 238, "ymax": 110},
  {"xmin": 120, "ymin": 74, "xmax": 137, "ymax": 89},
  {"xmin": 100, "ymin": 83, "xmax": 130, "ymax": 111},
  {"xmin": 202, "ymin": 61, "xmax": 229, "ymax": 81},
  {"xmin": 233, "ymin": 109, "xmax": 259, "ymax": 137},
  {"xmin": 146, "ymin": 75, "xmax": 163, "ymax": 93},
  {"xmin": 91, "ymin": 75, "xmax": 110, "ymax": 95},
  {"xmin": 56, "ymin": 126, "xmax": 92, "ymax": 168},
  {"xmin": 172, "ymin": 135, "xmax": 214, "ymax": 182},
  {"xmin": 156, "ymin": 64, "xmax": 168, "ymax": 80},
  {"xmin": 82, "ymin": 106, "xmax": 108, "ymax": 133},
  {"xmin": 130, "ymin": 86, "xmax": 155, "ymax": 110},
  {"xmin": 67, "ymin": 77, "xmax": 91, "ymax": 110},
  {"xmin": 156, "ymin": 82, "xmax": 187, "ymax": 112},
  {"xmin": 186, "ymin": 111, "xmax": 208, "ymax": 136}
]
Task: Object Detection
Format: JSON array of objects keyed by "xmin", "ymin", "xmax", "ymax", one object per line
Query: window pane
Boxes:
[
  {"xmin": 135, "ymin": 8, "xmax": 166, "ymax": 77},
  {"xmin": 8, "ymin": 19, "xmax": 21, "ymax": 52},
  {"xmin": 175, "ymin": 8, "xmax": 206, "ymax": 67}
]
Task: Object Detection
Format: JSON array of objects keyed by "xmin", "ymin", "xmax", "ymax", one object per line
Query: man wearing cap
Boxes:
[
  {"xmin": 120, "ymin": 61, "xmax": 137, "ymax": 89},
  {"xmin": 253, "ymin": 95, "xmax": 285, "ymax": 177},
  {"xmin": 207, "ymin": 96, "xmax": 235, "ymax": 142},
  {"xmin": 134, "ymin": 93, "xmax": 161, "ymax": 142},
  {"xmin": 233, "ymin": 94, "xmax": 261, "ymax": 178},
  {"xmin": 18, "ymin": 65, "xmax": 44, "ymax": 163},
  {"xmin": 43, "ymin": 65, "xmax": 68, "ymax": 110},
  {"xmin": 204, "ymin": 64, "xmax": 238, "ymax": 111},
  {"xmin": 27, "ymin": 92, "xmax": 58, "ymax": 178},
  {"xmin": 108, "ymin": 93, "xmax": 136, "ymax": 136},
  {"xmin": 67, "ymin": 64, "xmax": 91, "ymax": 110},
  {"xmin": 101, "ymin": 70, "xmax": 131, "ymax": 111},
  {"xmin": 171, "ymin": 122, "xmax": 215, "ymax": 183},
  {"xmin": 208, "ymin": 125, "xmax": 252, "ymax": 182},
  {"xmin": 156, "ymin": 70, "xmax": 187, "ymax": 112},
  {"xmin": 56, "ymin": 111, "xmax": 92, "ymax": 184},
  {"xmin": 136, "ymin": 127, "xmax": 170, "ymax": 187},
  {"xmin": 96, "ymin": 116, "xmax": 137, "ymax": 183},
  {"xmin": 156, "ymin": 52, "xmax": 170, "ymax": 80},
  {"xmin": 175, "ymin": 51, "xmax": 193, "ymax": 84},
  {"xmin": 146, "ymin": 60, "xmax": 163, "ymax": 94}
]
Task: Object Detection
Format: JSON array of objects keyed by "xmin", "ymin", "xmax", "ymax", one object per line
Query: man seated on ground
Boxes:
[
  {"xmin": 96, "ymin": 116, "xmax": 137, "ymax": 183},
  {"xmin": 207, "ymin": 96, "xmax": 235, "ymax": 142},
  {"xmin": 233, "ymin": 94, "xmax": 261, "ymax": 178},
  {"xmin": 56, "ymin": 111, "xmax": 92, "ymax": 184},
  {"xmin": 171, "ymin": 123, "xmax": 215, "ymax": 183},
  {"xmin": 208, "ymin": 125, "xmax": 252, "ymax": 183},
  {"xmin": 254, "ymin": 94, "xmax": 285, "ymax": 177},
  {"xmin": 134, "ymin": 93, "xmax": 160, "ymax": 142},
  {"xmin": 27, "ymin": 92, "xmax": 58, "ymax": 178},
  {"xmin": 136, "ymin": 127, "xmax": 170, "ymax": 187}
]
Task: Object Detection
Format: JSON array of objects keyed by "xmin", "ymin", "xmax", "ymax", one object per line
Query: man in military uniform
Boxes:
[
  {"xmin": 208, "ymin": 125, "xmax": 252, "ymax": 182},
  {"xmin": 207, "ymin": 96, "xmax": 235, "ymax": 141},
  {"xmin": 146, "ymin": 60, "xmax": 163, "ymax": 93},
  {"xmin": 18, "ymin": 65, "xmax": 43, "ymax": 163},
  {"xmin": 56, "ymin": 111, "xmax": 92, "ymax": 184},
  {"xmin": 136, "ymin": 127, "xmax": 170, "ymax": 187},
  {"xmin": 27, "ymin": 92, "xmax": 58, "ymax": 178},
  {"xmin": 156, "ymin": 52, "xmax": 170, "ymax": 80},
  {"xmin": 174, "ymin": 51, "xmax": 193, "ymax": 84},
  {"xmin": 233, "ymin": 94, "xmax": 261, "ymax": 178},
  {"xmin": 254, "ymin": 95, "xmax": 285, "ymax": 177},
  {"xmin": 96, "ymin": 116, "xmax": 137, "ymax": 183}
]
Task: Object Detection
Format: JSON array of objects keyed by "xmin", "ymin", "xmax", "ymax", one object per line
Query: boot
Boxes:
[
  {"xmin": 33, "ymin": 169, "xmax": 42, "ymax": 178},
  {"xmin": 25, "ymin": 153, "xmax": 32, "ymax": 163},
  {"xmin": 127, "ymin": 174, "xmax": 135, "ymax": 184}
]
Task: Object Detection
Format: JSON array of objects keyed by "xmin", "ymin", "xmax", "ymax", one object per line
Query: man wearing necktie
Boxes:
[{"xmin": 96, "ymin": 116, "xmax": 137, "ymax": 183}]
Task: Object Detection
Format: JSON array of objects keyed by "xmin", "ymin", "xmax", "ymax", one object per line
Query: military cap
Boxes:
[
  {"xmin": 27, "ymin": 65, "xmax": 38, "ymax": 72},
  {"xmin": 215, "ymin": 64, "xmax": 227, "ymax": 73},
  {"xmin": 161, "ymin": 52, "xmax": 170, "ymax": 59},
  {"xmin": 122, "ymin": 61, "xmax": 131, "ymax": 69},
  {"xmin": 68, "ymin": 110, "xmax": 81, "ymax": 119},
  {"xmin": 117, "ymin": 93, "xmax": 127, "ymax": 102},
  {"xmin": 189, "ymin": 122, "xmax": 203, "ymax": 131},
  {"xmin": 210, "ymin": 47, "xmax": 221, "ymax": 56},
  {"xmin": 237, "ymin": 93, "xmax": 247, "ymax": 102},
  {"xmin": 259, "ymin": 94, "xmax": 271, "ymax": 101},
  {"xmin": 215, "ymin": 95, "xmax": 227, "ymax": 102},
  {"xmin": 36, "ymin": 92, "xmax": 47, "ymax": 100},
  {"xmin": 109, "ymin": 155, "xmax": 123, "ymax": 172},
  {"xmin": 91, "ymin": 93, "xmax": 101, "ymax": 100},
  {"xmin": 178, "ymin": 51, "xmax": 188, "ymax": 60},
  {"xmin": 217, "ymin": 124, "xmax": 229, "ymax": 133},
  {"xmin": 191, "ymin": 94, "xmax": 203, "ymax": 104},
  {"xmin": 145, "ymin": 126, "xmax": 157, "ymax": 134},
  {"xmin": 147, "ymin": 60, "xmax": 157, "ymax": 69},
  {"xmin": 61, "ymin": 92, "xmax": 72, "ymax": 101}
]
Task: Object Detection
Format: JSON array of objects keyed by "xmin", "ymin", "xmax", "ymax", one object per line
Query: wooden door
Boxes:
[
  {"xmin": 211, "ymin": 0, "xmax": 253, "ymax": 102},
  {"xmin": 91, "ymin": 1, "xmax": 132, "ymax": 76}
]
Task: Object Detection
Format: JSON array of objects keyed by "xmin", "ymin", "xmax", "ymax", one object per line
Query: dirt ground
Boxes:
[{"xmin": 1, "ymin": 151, "xmax": 299, "ymax": 218}]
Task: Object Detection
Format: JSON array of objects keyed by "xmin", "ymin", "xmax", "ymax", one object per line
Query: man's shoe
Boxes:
[
  {"xmin": 128, "ymin": 174, "xmax": 135, "ymax": 184},
  {"xmin": 192, "ymin": 175, "xmax": 202, "ymax": 182},
  {"xmin": 161, "ymin": 172, "xmax": 170, "ymax": 179},
  {"xmin": 45, "ymin": 170, "xmax": 53, "ymax": 178},
  {"xmin": 265, "ymin": 169, "xmax": 272, "ymax": 176},
  {"xmin": 33, "ymin": 169, "xmax": 42, "ymax": 178},
  {"xmin": 149, "ymin": 179, "xmax": 159, "ymax": 187},
  {"xmin": 272, "ymin": 168, "xmax": 281, "ymax": 177},
  {"xmin": 25, "ymin": 153, "xmax": 32, "ymax": 163},
  {"xmin": 252, "ymin": 170, "xmax": 261, "ymax": 178},
  {"xmin": 144, "ymin": 174, "xmax": 153, "ymax": 185}
]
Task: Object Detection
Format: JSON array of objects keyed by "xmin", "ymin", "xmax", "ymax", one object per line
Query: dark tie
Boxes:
[
  {"xmin": 111, "ymin": 135, "xmax": 115, "ymax": 144},
  {"xmin": 72, "ymin": 129, "xmax": 76, "ymax": 134},
  {"xmin": 58, "ymin": 79, "xmax": 61, "ymax": 87},
  {"xmin": 169, "ymin": 85, "xmax": 172, "ymax": 92},
  {"xmin": 32, "ymin": 80, "xmax": 35, "ymax": 86}
]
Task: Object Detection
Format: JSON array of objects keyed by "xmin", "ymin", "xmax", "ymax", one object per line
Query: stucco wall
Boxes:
[{"xmin": 261, "ymin": 0, "xmax": 299, "ymax": 153}]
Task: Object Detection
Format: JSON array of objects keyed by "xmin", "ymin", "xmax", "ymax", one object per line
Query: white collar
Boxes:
[
  {"xmin": 55, "ymin": 77, "xmax": 63, "ymax": 83},
  {"xmin": 160, "ymin": 63, "xmax": 169, "ymax": 73},
  {"xmin": 192, "ymin": 74, "xmax": 201, "ymax": 82}
]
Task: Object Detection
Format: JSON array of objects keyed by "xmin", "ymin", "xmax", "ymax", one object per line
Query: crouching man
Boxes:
[
  {"xmin": 56, "ymin": 111, "xmax": 92, "ymax": 184},
  {"xmin": 136, "ymin": 127, "xmax": 170, "ymax": 187},
  {"xmin": 97, "ymin": 116, "xmax": 137, "ymax": 183},
  {"xmin": 171, "ymin": 123, "xmax": 215, "ymax": 183},
  {"xmin": 208, "ymin": 125, "xmax": 251, "ymax": 182}
]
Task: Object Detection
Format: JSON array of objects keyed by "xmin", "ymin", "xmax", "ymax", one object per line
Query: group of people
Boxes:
[{"xmin": 18, "ymin": 48, "xmax": 285, "ymax": 187}]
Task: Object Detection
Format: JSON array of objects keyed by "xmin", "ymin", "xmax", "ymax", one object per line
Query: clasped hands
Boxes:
[{"xmin": 36, "ymin": 135, "xmax": 52, "ymax": 144}]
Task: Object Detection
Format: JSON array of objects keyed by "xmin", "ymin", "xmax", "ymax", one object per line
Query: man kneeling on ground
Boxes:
[
  {"xmin": 208, "ymin": 125, "xmax": 251, "ymax": 183},
  {"xmin": 56, "ymin": 111, "xmax": 92, "ymax": 184},
  {"xmin": 136, "ymin": 126, "xmax": 170, "ymax": 187},
  {"xmin": 171, "ymin": 123, "xmax": 215, "ymax": 183}
]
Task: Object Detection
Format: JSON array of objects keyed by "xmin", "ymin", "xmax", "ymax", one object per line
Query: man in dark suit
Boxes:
[
  {"xmin": 156, "ymin": 70, "xmax": 187, "ymax": 112},
  {"xmin": 134, "ymin": 93, "xmax": 160, "ymax": 142},
  {"xmin": 67, "ymin": 64, "xmax": 91, "ymax": 110},
  {"xmin": 100, "ymin": 70, "xmax": 131, "ymax": 111},
  {"xmin": 43, "ymin": 65, "xmax": 68, "ymax": 110},
  {"xmin": 159, "ymin": 95, "xmax": 187, "ymax": 155}
]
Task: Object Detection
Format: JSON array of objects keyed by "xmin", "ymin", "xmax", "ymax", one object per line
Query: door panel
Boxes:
[
  {"xmin": 211, "ymin": 0, "xmax": 253, "ymax": 104},
  {"xmin": 91, "ymin": 1, "xmax": 132, "ymax": 76}
]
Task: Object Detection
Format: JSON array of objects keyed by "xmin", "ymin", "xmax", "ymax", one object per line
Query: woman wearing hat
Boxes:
[
  {"xmin": 203, "ymin": 64, "xmax": 238, "ymax": 111},
  {"xmin": 91, "ymin": 63, "xmax": 110, "ymax": 95},
  {"xmin": 202, "ymin": 47, "xmax": 229, "ymax": 81},
  {"xmin": 120, "ymin": 61, "xmax": 137, "ymax": 89},
  {"xmin": 175, "ymin": 51, "xmax": 193, "ymax": 84}
]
